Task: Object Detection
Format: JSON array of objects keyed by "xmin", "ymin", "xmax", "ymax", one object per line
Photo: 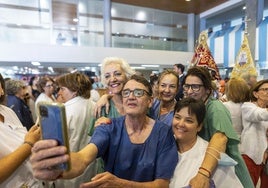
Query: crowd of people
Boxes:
[{"xmin": 1, "ymin": 57, "xmax": 268, "ymax": 188}]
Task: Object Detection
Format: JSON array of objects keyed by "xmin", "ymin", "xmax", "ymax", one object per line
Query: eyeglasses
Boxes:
[
  {"xmin": 183, "ymin": 84, "xmax": 203, "ymax": 92},
  {"xmin": 258, "ymin": 88, "xmax": 268, "ymax": 92},
  {"xmin": 122, "ymin": 89, "xmax": 150, "ymax": 98}
]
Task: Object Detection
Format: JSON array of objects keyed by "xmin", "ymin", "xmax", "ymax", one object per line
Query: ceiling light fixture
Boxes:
[
  {"xmin": 73, "ymin": 18, "xmax": 79, "ymax": 22},
  {"xmin": 48, "ymin": 67, "xmax": 54, "ymax": 72},
  {"xmin": 131, "ymin": 66, "xmax": 146, "ymax": 70},
  {"xmin": 31, "ymin": 61, "xmax": 40, "ymax": 66},
  {"xmin": 141, "ymin": 65, "xmax": 159, "ymax": 68}
]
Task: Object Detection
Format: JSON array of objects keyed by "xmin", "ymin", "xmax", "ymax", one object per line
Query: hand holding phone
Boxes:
[{"xmin": 38, "ymin": 102, "xmax": 70, "ymax": 171}]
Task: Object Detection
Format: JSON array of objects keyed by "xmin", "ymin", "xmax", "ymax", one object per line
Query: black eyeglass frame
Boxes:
[
  {"xmin": 121, "ymin": 88, "xmax": 150, "ymax": 98},
  {"xmin": 183, "ymin": 84, "xmax": 204, "ymax": 92}
]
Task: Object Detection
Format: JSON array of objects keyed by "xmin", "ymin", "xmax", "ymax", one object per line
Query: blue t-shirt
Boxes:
[
  {"xmin": 149, "ymin": 99, "xmax": 174, "ymax": 126},
  {"xmin": 90, "ymin": 116, "xmax": 178, "ymax": 182}
]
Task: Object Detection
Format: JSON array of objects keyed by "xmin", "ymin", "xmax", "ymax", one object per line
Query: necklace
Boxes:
[{"xmin": 158, "ymin": 99, "xmax": 176, "ymax": 121}]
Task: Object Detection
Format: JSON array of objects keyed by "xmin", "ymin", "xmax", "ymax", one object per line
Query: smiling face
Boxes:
[
  {"xmin": 158, "ymin": 73, "xmax": 178, "ymax": 103},
  {"xmin": 172, "ymin": 106, "xmax": 202, "ymax": 145},
  {"xmin": 122, "ymin": 79, "xmax": 153, "ymax": 117},
  {"xmin": 103, "ymin": 63, "xmax": 128, "ymax": 95},
  {"xmin": 183, "ymin": 75, "xmax": 210, "ymax": 102}
]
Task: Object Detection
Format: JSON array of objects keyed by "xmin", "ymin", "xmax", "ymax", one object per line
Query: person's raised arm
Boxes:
[
  {"xmin": 94, "ymin": 94, "xmax": 113, "ymax": 118},
  {"xmin": 80, "ymin": 172, "xmax": 169, "ymax": 188},
  {"xmin": 62, "ymin": 144, "xmax": 98, "ymax": 179},
  {"xmin": 189, "ymin": 132, "xmax": 227, "ymax": 188},
  {"xmin": 0, "ymin": 125, "xmax": 40, "ymax": 183},
  {"xmin": 30, "ymin": 140, "xmax": 98, "ymax": 181}
]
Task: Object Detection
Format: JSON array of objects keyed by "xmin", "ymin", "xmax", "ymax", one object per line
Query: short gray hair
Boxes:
[
  {"xmin": 100, "ymin": 57, "xmax": 135, "ymax": 87},
  {"xmin": 6, "ymin": 79, "xmax": 25, "ymax": 95}
]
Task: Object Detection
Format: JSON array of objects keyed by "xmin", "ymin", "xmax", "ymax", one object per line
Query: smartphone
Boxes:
[{"xmin": 38, "ymin": 102, "xmax": 70, "ymax": 171}]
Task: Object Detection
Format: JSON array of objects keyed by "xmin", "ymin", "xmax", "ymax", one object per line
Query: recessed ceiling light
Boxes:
[
  {"xmin": 73, "ymin": 18, "xmax": 79, "ymax": 22},
  {"xmin": 31, "ymin": 61, "xmax": 40, "ymax": 66},
  {"xmin": 131, "ymin": 66, "xmax": 146, "ymax": 70},
  {"xmin": 141, "ymin": 65, "xmax": 159, "ymax": 68}
]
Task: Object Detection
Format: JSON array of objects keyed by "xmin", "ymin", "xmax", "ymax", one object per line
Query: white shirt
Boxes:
[
  {"xmin": 223, "ymin": 101, "xmax": 243, "ymax": 139},
  {"xmin": 0, "ymin": 105, "xmax": 42, "ymax": 188},
  {"xmin": 35, "ymin": 92, "xmax": 55, "ymax": 117},
  {"xmin": 240, "ymin": 102, "xmax": 268, "ymax": 164},
  {"xmin": 64, "ymin": 96, "xmax": 95, "ymax": 151},
  {"xmin": 90, "ymin": 89, "xmax": 100, "ymax": 103},
  {"xmin": 169, "ymin": 136, "xmax": 243, "ymax": 188}
]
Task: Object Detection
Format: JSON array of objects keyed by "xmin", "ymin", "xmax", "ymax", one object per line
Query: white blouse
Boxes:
[
  {"xmin": 0, "ymin": 105, "xmax": 42, "ymax": 187},
  {"xmin": 240, "ymin": 102, "xmax": 268, "ymax": 164},
  {"xmin": 169, "ymin": 136, "xmax": 243, "ymax": 188}
]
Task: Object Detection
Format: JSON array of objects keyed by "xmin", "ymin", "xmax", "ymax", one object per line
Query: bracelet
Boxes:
[
  {"xmin": 206, "ymin": 151, "xmax": 220, "ymax": 161},
  {"xmin": 198, "ymin": 170, "xmax": 210, "ymax": 179},
  {"xmin": 24, "ymin": 141, "xmax": 34, "ymax": 148},
  {"xmin": 207, "ymin": 147, "xmax": 220, "ymax": 154},
  {"xmin": 199, "ymin": 167, "xmax": 211, "ymax": 177}
]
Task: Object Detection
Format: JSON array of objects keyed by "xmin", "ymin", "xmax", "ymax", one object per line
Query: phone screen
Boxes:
[{"xmin": 38, "ymin": 102, "xmax": 70, "ymax": 170}]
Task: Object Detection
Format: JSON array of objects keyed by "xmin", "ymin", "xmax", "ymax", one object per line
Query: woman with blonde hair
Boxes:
[
  {"xmin": 223, "ymin": 77, "xmax": 250, "ymax": 140},
  {"xmin": 149, "ymin": 69, "xmax": 179, "ymax": 126}
]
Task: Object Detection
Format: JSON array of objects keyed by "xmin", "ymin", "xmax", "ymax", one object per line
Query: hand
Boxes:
[
  {"xmin": 30, "ymin": 139, "xmax": 69, "ymax": 181},
  {"xmin": 24, "ymin": 125, "xmax": 41, "ymax": 145},
  {"xmin": 94, "ymin": 117, "xmax": 111, "ymax": 128},
  {"xmin": 80, "ymin": 172, "xmax": 120, "ymax": 188},
  {"xmin": 219, "ymin": 97, "xmax": 228, "ymax": 102},
  {"xmin": 94, "ymin": 94, "xmax": 113, "ymax": 118},
  {"xmin": 189, "ymin": 173, "xmax": 210, "ymax": 188}
]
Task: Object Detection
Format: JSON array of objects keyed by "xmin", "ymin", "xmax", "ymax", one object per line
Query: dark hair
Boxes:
[
  {"xmin": 174, "ymin": 64, "xmax": 185, "ymax": 73},
  {"xmin": 0, "ymin": 73, "xmax": 5, "ymax": 104},
  {"xmin": 149, "ymin": 74, "xmax": 158, "ymax": 86},
  {"xmin": 183, "ymin": 66, "xmax": 212, "ymax": 91},
  {"xmin": 56, "ymin": 72, "xmax": 92, "ymax": 99},
  {"xmin": 174, "ymin": 97, "xmax": 206, "ymax": 126},
  {"xmin": 29, "ymin": 76, "xmax": 37, "ymax": 86},
  {"xmin": 250, "ymin": 79, "xmax": 268, "ymax": 102},
  {"xmin": 126, "ymin": 74, "xmax": 153, "ymax": 97}
]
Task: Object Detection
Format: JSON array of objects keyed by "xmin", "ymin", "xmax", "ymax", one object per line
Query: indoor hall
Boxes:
[
  {"xmin": 0, "ymin": 0, "xmax": 266, "ymax": 80},
  {"xmin": 1, "ymin": 1, "xmax": 268, "ymax": 188}
]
